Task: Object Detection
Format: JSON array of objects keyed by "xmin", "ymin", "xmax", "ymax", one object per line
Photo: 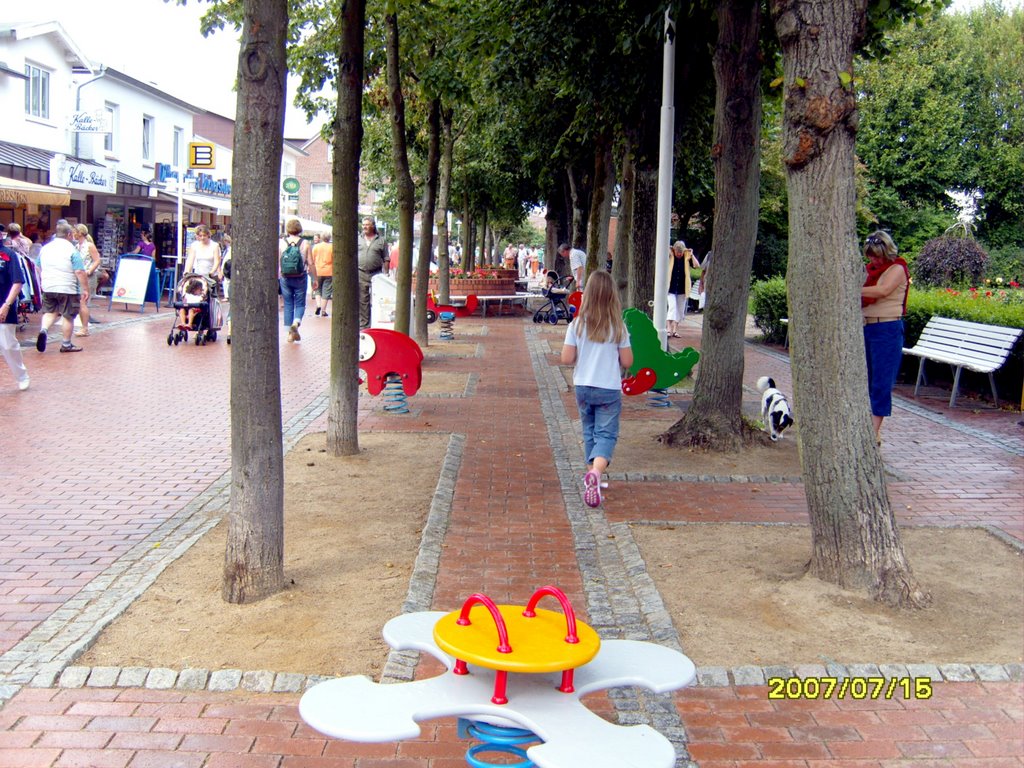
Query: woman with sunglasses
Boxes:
[{"xmin": 860, "ymin": 231, "xmax": 910, "ymax": 444}]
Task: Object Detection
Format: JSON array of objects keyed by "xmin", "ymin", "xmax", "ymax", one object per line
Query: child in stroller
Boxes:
[
  {"xmin": 168, "ymin": 273, "xmax": 223, "ymax": 346},
  {"xmin": 532, "ymin": 270, "xmax": 576, "ymax": 324}
]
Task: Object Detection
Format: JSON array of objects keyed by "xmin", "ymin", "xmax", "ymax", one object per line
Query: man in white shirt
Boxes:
[
  {"xmin": 558, "ymin": 242, "xmax": 588, "ymax": 289},
  {"xmin": 36, "ymin": 222, "xmax": 88, "ymax": 353}
]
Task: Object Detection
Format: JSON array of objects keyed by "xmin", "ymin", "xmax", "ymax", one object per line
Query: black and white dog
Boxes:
[{"xmin": 756, "ymin": 376, "xmax": 794, "ymax": 441}]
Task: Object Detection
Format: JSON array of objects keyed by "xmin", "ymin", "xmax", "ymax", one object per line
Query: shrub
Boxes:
[
  {"xmin": 913, "ymin": 235, "xmax": 988, "ymax": 288},
  {"xmin": 983, "ymin": 245, "xmax": 1024, "ymax": 285},
  {"xmin": 749, "ymin": 277, "xmax": 789, "ymax": 344}
]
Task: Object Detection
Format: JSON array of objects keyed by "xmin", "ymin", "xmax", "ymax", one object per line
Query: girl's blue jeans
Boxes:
[
  {"xmin": 280, "ymin": 275, "xmax": 308, "ymax": 327},
  {"xmin": 575, "ymin": 385, "xmax": 623, "ymax": 466}
]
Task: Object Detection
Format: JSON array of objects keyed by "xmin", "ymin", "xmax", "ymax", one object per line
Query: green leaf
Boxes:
[
  {"xmin": 839, "ymin": 71, "xmax": 852, "ymax": 86},
  {"xmin": 770, "ymin": 76, "xmax": 784, "ymax": 88},
  {"xmin": 794, "ymin": 76, "xmax": 806, "ymax": 88}
]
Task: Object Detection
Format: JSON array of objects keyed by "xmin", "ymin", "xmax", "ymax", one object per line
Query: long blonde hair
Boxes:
[
  {"xmin": 575, "ymin": 270, "xmax": 625, "ymax": 344},
  {"xmin": 73, "ymin": 223, "xmax": 95, "ymax": 244}
]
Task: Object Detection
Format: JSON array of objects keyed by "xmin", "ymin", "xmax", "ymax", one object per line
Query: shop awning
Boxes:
[
  {"xmin": 288, "ymin": 215, "xmax": 331, "ymax": 235},
  {"xmin": 0, "ymin": 176, "xmax": 71, "ymax": 206},
  {"xmin": 183, "ymin": 193, "xmax": 231, "ymax": 216}
]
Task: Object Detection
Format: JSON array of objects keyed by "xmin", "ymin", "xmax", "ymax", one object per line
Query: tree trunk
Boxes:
[
  {"xmin": 662, "ymin": 0, "xmax": 763, "ymax": 451},
  {"xmin": 436, "ymin": 108, "xmax": 454, "ymax": 304},
  {"xmin": 412, "ymin": 96, "xmax": 440, "ymax": 346},
  {"xmin": 477, "ymin": 210, "xmax": 488, "ymax": 269},
  {"xmin": 770, "ymin": 0, "xmax": 929, "ymax": 608},
  {"xmin": 629, "ymin": 163, "xmax": 657, "ymax": 315},
  {"xmin": 223, "ymin": 0, "xmax": 288, "ymax": 604},
  {"xmin": 567, "ymin": 163, "xmax": 591, "ymax": 249},
  {"xmin": 612, "ymin": 137, "xmax": 635, "ymax": 306},
  {"xmin": 385, "ymin": 11, "xmax": 415, "ymax": 336},
  {"xmin": 545, "ymin": 174, "xmax": 570, "ymax": 275},
  {"xmin": 586, "ymin": 132, "xmax": 615, "ymax": 281},
  {"xmin": 327, "ymin": 0, "xmax": 365, "ymax": 457}
]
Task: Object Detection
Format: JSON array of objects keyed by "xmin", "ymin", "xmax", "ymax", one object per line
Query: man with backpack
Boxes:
[{"xmin": 279, "ymin": 219, "xmax": 313, "ymax": 343}]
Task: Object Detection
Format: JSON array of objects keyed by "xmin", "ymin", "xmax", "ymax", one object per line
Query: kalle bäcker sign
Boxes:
[
  {"xmin": 48, "ymin": 155, "xmax": 117, "ymax": 194},
  {"xmin": 67, "ymin": 110, "xmax": 112, "ymax": 134}
]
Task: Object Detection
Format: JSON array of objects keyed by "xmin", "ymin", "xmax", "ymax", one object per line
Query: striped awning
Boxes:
[{"xmin": 0, "ymin": 176, "xmax": 71, "ymax": 206}]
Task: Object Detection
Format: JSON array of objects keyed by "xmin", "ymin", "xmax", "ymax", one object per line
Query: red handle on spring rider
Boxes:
[
  {"xmin": 456, "ymin": 593, "xmax": 513, "ymax": 653},
  {"xmin": 522, "ymin": 585, "xmax": 579, "ymax": 644}
]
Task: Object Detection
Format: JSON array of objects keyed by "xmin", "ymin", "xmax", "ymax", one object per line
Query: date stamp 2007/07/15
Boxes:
[{"xmin": 767, "ymin": 676, "xmax": 933, "ymax": 701}]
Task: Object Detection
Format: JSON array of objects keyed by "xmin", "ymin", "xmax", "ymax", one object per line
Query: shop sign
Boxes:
[
  {"xmin": 67, "ymin": 109, "xmax": 112, "ymax": 133},
  {"xmin": 189, "ymin": 142, "xmax": 216, "ymax": 169},
  {"xmin": 49, "ymin": 155, "xmax": 117, "ymax": 194},
  {"xmin": 282, "ymin": 176, "xmax": 300, "ymax": 194},
  {"xmin": 156, "ymin": 163, "xmax": 230, "ymax": 197}
]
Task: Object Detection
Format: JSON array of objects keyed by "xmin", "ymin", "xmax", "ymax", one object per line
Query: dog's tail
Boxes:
[{"xmin": 756, "ymin": 376, "xmax": 775, "ymax": 393}]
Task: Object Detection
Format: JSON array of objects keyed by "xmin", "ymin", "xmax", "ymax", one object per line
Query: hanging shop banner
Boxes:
[
  {"xmin": 49, "ymin": 155, "xmax": 117, "ymax": 194},
  {"xmin": 67, "ymin": 109, "xmax": 112, "ymax": 133}
]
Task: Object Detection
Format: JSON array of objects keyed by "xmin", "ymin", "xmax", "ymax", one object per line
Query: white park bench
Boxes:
[{"xmin": 902, "ymin": 316, "xmax": 1023, "ymax": 408}]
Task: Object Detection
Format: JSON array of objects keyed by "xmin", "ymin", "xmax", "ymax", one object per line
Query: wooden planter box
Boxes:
[{"xmin": 428, "ymin": 277, "xmax": 517, "ymax": 296}]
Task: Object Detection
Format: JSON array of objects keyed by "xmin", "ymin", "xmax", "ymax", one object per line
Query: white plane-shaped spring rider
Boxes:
[{"xmin": 299, "ymin": 585, "xmax": 696, "ymax": 767}]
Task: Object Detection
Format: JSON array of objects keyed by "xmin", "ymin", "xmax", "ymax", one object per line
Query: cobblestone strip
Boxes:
[
  {"xmin": 526, "ymin": 327, "xmax": 695, "ymax": 768},
  {"xmin": 381, "ymin": 432, "xmax": 465, "ymax": 684}
]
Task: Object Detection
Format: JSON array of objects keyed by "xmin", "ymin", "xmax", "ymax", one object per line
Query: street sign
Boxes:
[
  {"xmin": 189, "ymin": 142, "xmax": 216, "ymax": 169},
  {"xmin": 282, "ymin": 176, "xmax": 300, "ymax": 194}
]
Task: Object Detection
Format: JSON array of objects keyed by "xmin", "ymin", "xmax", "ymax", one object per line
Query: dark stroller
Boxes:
[
  {"xmin": 532, "ymin": 270, "xmax": 576, "ymax": 324},
  {"xmin": 167, "ymin": 273, "xmax": 223, "ymax": 346}
]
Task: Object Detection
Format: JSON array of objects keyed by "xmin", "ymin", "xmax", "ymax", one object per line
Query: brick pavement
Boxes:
[{"xmin": 0, "ymin": 305, "xmax": 1020, "ymax": 766}]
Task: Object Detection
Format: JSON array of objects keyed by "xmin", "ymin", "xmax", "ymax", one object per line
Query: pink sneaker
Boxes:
[{"xmin": 583, "ymin": 471, "xmax": 602, "ymax": 507}]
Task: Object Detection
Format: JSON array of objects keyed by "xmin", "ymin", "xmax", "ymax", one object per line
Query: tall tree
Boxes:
[
  {"xmin": 662, "ymin": 0, "xmax": 764, "ymax": 450},
  {"xmin": 385, "ymin": 9, "xmax": 415, "ymax": 335},
  {"xmin": 223, "ymin": 0, "xmax": 288, "ymax": 604},
  {"xmin": 770, "ymin": 0, "xmax": 930, "ymax": 607},
  {"xmin": 327, "ymin": 0, "xmax": 366, "ymax": 456},
  {"xmin": 412, "ymin": 96, "xmax": 441, "ymax": 346}
]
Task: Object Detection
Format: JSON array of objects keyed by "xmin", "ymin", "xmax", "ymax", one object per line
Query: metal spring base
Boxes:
[
  {"xmin": 382, "ymin": 373, "xmax": 410, "ymax": 414},
  {"xmin": 647, "ymin": 388, "xmax": 671, "ymax": 408},
  {"xmin": 458, "ymin": 719, "xmax": 540, "ymax": 767},
  {"xmin": 439, "ymin": 311, "xmax": 455, "ymax": 340}
]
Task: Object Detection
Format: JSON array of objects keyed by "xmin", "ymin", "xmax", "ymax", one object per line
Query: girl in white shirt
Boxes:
[{"xmin": 560, "ymin": 270, "xmax": 633, "ymax": 507}]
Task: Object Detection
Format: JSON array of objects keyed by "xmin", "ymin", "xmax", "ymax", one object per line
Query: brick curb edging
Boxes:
[{"xmin": 41, "ymin": 658, "xmax": 1022, "ymax": 698}]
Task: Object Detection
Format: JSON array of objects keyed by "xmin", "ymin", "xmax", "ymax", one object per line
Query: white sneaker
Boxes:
[{"xmin": 18, "ymin": 378, "xmax": 29, "ymax": 391}]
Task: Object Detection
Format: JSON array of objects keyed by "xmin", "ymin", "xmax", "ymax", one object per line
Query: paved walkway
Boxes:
[{"xmin": 0, "ymin": 303, "xmax": 1021, "ymax": 766}]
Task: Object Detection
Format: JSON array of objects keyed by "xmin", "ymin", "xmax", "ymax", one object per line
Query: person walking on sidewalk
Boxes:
[
  {"xmin": 279, "ymin": 219, "xmax": 312, "ymax": 342},
  {"xmin": 0, "ymin": 241, "xmax": 30, "ymax": 389},
  {"xmin": 36, "ymin": 222, "xmax": 88, "ymax": 354},
  {"xmin": 358, "ymin": 217, "xmax": 387, "ymax": 329},
  {"xmin": 312, "ymin": 233, "xmax": 333, "ymax": 318},
  {"xmin": 560, "ymin": 270, "xmax": 632, "ymax": 507}
]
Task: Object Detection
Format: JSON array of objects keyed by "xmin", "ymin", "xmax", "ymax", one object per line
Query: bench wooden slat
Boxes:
[{"xmin": 901, "ymin": 316, "xmax": 1022, "ymax": 407}]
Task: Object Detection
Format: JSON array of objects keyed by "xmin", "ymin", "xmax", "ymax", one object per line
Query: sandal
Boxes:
[
  {"xmin": 583, "ymin": 471, "xmax": 602, "ymax": 508},
  {"xmin": 74, "ymin": 329, "xmax": 90, "ymax": 337}
]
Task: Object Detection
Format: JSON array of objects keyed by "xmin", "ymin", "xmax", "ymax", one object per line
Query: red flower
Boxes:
[
  {"xmin": 1011, "ymin": 281, "xmax": 1020, "ymax": 288},
  {"xmin": 985, "ymin": 291, "xmax": 992, "ymax": 297}
]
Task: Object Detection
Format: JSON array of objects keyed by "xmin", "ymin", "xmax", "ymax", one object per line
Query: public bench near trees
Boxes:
[{"xmin": 901, "ymin": 317, "xmax": 1022, "ymax": 408}]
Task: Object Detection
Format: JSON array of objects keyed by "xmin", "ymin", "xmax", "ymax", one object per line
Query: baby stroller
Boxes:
[
  {"xmin": 532, "ymin": 270, "xmax": 576, "ymax": 324},
  {"xmin": 167, "ymin": 273, "xmax": 224, "ymax": 346}
]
